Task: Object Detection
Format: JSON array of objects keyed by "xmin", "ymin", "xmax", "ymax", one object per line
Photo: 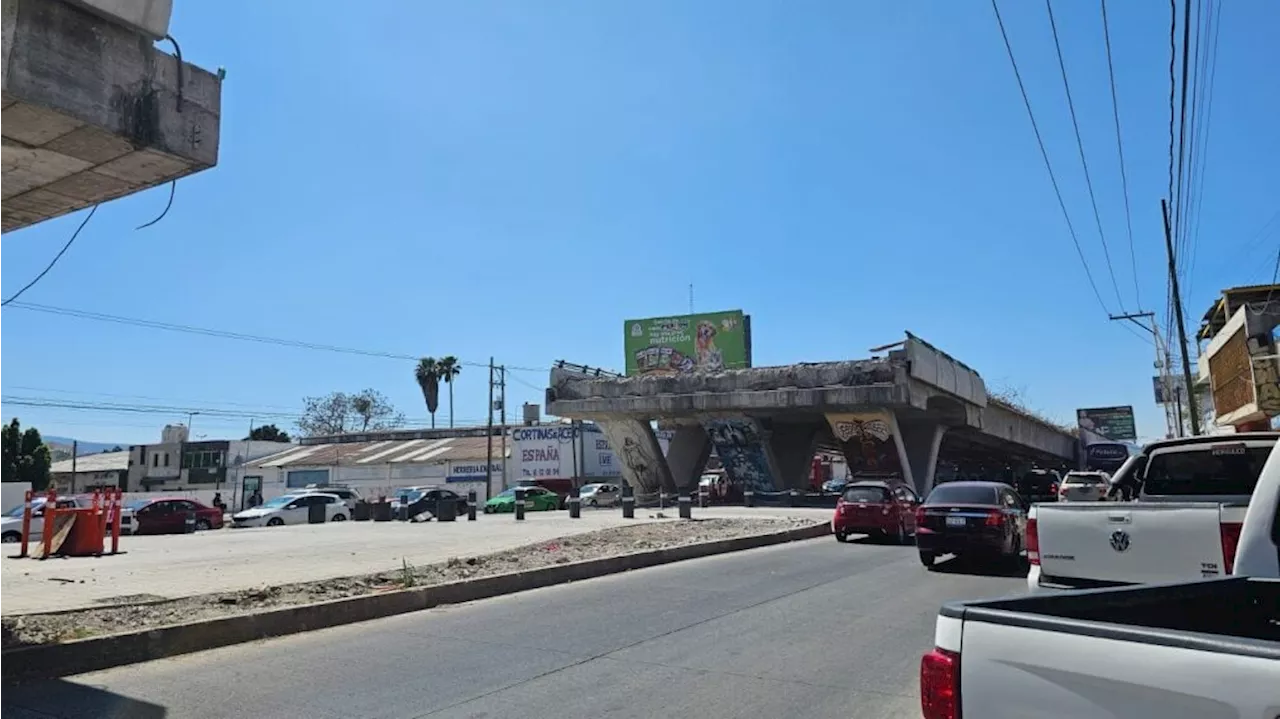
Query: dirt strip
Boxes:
[{"xmin": 2, "ymin": 517, "xmax": 817, "ymax": 649}]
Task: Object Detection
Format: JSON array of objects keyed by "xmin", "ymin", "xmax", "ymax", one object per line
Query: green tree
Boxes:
[
  {"xmin": 1, "ymin": 418, "xmax": 52, "ymax": 491},
  {"xmin": 246, "ymin": 424, "xmax": 292, "ymax": 443},
  {"xmin": 415, "ymin": 357, "xmax": 442, "ymax": 428},
  {"xmin": 438, "ymin": 356, "xmax": 462, "ymax": 428},
  {"xmin": 21, "ymin": 428, "xmax": 52, "ymax": 490},
  {"xmin": 296, "ymin": 391, "xmax": 404, "ymax": 438}
]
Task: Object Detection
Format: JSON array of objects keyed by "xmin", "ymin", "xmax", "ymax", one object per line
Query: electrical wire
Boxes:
[
  {"xmin": 1099, "ymin": 0, "xmax": 1141, "ymax": 308},
  {"xmin": 1045, "ymin": 0, "xmax": 1127, "ymax": 311},
  {"xmin": 990, "ymin": 0, "xmax": 1110, "ymax": 319},
  {"xmin": 1, "ymin": 206, "xmax": 98, "ymax": 307},
  {"xmin": 135, "ymin": 181, "xmax": 176, "ymax": 230},
  {"xmin": 2, "ymin": 300, "xmax": 546, "ymax": 373},
  {"xmin": 1182, "ymin": 0, "xmax": 1222, "ymax": 303}
]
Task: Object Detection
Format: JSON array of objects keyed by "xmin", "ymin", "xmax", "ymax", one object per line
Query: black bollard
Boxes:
[
  {"xmin": 514, "ymin": 488, "xmax": 526, "ymax": 521},
  {"xmin": 621, "ymin": 483, "xmax": 635, "ymax": 519},
  {"xmin": 467, "ymin": 490, "xmax": 477, "ymax": 521},
  {"xmin": 744, "ymin": 490, "xmax": 755, "ymax": 508},
  {"xmin": 678, "ymin": 494, "xmax": 692, "ymax": 519},
  {"xmin": 698, "ymin": 488, "xmax": 709, "ymax": 508},
  {"xmin": 568, "ymin": 495, "xmax": 581, "ymax": 519}
]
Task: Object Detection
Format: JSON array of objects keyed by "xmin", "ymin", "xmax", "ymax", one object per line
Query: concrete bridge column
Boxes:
[
  {"xmin": 768, "ymin": 423, "xmax": 821, "ymax": 491},
  {"xmin": 664, "ymin": 425, "xmax": 712, "ymax": 494},
  {"xmin": 703, "ymin": 417, "xmax": 782, "ymax": 492},
  {"xmin": 894, "ymin": 419, "xmax": 948, "ymax": 494},
  {"xmin": 595, "ymin": 417, "xmax": 672, "ymax": 495}
]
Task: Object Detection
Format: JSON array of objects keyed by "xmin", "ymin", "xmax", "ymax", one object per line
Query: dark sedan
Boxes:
[{"xmin": 914, "ymin": 481, "xmax": 1026, "ymax": 569}]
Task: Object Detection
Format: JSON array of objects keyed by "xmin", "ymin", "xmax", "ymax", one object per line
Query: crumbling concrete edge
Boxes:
[{"xmin": 2, "ymin": 522, "xmax": 830, "ymax": 681}]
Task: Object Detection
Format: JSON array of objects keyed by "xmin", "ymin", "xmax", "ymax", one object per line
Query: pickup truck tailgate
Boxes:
[
  {"xmin": 956, "ymin": 619, "xmax": 1280, "ymax": 718},
  {"xmin": 1036, "ymin": 503, "xmax": 1227, "ymax": 585}
]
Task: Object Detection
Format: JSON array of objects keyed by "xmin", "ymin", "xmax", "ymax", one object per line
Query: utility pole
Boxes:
[
  {"xmin": 499, "ymin": 365, "xmax": 507, "ymax": 490},
  {"xmin": 71, "ymin": 439, "xmax": 77, "ymax": 494},
  {"xmin": 486, "ymin": 357, "xmax": 495, "ymax": 499},
  {"xmin": 1109, "ymin": 311, "xmax": 1178, "ymax": 438},
  {"xmin": 1162, "ymin": 198, "xmax": 1201, "ymax": 435}
]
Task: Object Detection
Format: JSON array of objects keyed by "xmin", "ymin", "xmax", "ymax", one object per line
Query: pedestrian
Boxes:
[
  {"xmin": 250, "ymin": 490, "xmax": 263, "ymax": 507},
  {"xmin": 212, "ymin": 491, "xmax": 226, "ymax": 512}
]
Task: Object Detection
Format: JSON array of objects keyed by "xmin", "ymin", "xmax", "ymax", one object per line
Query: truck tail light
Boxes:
[
  {"xmin": 984, "ymin": 510, "xmax": 1002, "ymax": 527},
  {"xmin": 1026, "ymin": 517, "xmax": 1040, "ymax": 565},
  {"xmin": 1050, "ymin": 483, "xmax": 1059, "ymax": 496},
  {"xmin": 1220, "ymin": 521, "xmax": 1243, "ymax": 574},
  {"xmin": 915, "ymin": 506, "xmax": 926, "ymax": 526},
  {"xmin": 920, "ymin": 648, "xmax": 961, "ymax": 719}
]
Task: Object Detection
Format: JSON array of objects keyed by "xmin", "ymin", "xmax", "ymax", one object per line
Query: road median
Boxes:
[{"xmin": 2, "ymin": 519, "xmax": 828, "ymax": 681}]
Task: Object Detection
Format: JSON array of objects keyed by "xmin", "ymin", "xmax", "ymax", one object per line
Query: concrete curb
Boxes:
[{"xmin": 2, "ymin": 522, "xmax": 829, "ymax": 681}]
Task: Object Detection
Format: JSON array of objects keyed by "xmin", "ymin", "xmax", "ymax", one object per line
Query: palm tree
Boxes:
[
  {"xmin": 414, "ymin": 357, "xmax": 441, "ymax": 428},
  {"xmin": 437, "ymin": 356, "xmax": 463, "ymax": 428}
]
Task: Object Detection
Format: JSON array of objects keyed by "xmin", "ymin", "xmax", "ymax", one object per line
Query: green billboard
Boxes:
[{"xmin": 624, "ymin": 310, "xmax": 751, "ymax": 376}]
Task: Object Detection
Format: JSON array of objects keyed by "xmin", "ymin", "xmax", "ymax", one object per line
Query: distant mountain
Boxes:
[{"xmin": 43, "ymin": 436, "xmax": 127, "ymax": 461}]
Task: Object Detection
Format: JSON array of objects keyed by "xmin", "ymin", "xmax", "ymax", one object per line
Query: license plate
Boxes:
[{"xmin": 946, "ymin": 516, "xmax": 966, "ymax": 528}]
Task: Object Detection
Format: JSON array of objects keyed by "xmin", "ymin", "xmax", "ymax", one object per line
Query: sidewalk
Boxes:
[{"xmin": 1, "ymin": 507, "xmax": 829, "ymax": 614}]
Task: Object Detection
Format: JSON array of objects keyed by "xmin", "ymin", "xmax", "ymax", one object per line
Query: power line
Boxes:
[
  {"xmin": 1099, "ymin": 0, "xmax": 1141, "ymax": 308},
  {"xmin": 2, "ymin": 301, "xmax": 548, "ymax": 374},
  {"xmin": 1, "ymin": 206, "xmax": 98, "ymax": 307},
  {"xmin": 1045, "ymin": 0, "xmax": 1127, "ymax": 311},
  {"xmin": 989, "ymin": 0, "xmax": 1110, "ymax": 318},
  {"xmin": 1182, "ymin": 0, "xmax": 1222, "ymax": 303}
]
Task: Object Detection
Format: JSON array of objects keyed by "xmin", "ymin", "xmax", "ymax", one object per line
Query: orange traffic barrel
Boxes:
[{"xmin": 59, "ymin": 508, "xmax": 106, "ymax": 556}]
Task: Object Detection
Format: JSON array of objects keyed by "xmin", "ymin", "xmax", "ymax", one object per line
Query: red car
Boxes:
[
  {"xmin": 125, "ymin": 497, "xmax": 224, "ymax": 534},
  {"xmin": 831, "ymin": 481, "xmax": 920, "ymax": 544}
]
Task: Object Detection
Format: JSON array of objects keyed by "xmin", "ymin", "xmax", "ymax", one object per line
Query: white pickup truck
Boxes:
[
  {"xmin": 920, "ymin": 442, "xmax": 1280, "ymax": 719},
  {"xmin": 1026, "ymin": 432, "xmax": 1277, "ymax": 591}
]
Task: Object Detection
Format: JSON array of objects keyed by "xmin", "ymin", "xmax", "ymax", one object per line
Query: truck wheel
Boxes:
[
  {"xmin": 919, "ymin": 551, "xmax": 936, "ymax": 569},
  {"xmin": 834, "ymin": 532, "xmax": 849, "ymax": 543}
]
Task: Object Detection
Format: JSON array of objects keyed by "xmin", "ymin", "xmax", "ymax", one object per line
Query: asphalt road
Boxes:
[{"xmin": 4, "ymin": 537, "xmax": 1028, "ymax": 719}]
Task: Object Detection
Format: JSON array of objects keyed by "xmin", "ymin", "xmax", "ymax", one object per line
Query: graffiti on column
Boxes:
[
  {"xmin": 703, "ymin": 418, "xmax": 777, "ymax": 492},
  {"xmin": 1253, "ymin": 356, "xmax": 1280, "ymax": 417},
  {"xmin": 598, "ymin": 419, "xmax": 668, "ymax": 494},
  {"xmin": 826, "ymin": 412, "xmax": 903, "ymax": 477}
]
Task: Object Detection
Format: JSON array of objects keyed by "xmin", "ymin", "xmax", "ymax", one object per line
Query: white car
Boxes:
[
  {"xmin": 286, "ymin": 485, "xmax": 361, "ymax": 508},
  {"xmin": 1056, "ymin": 470, "xmax": 1110, "ymax": 502},
  {"xmin": 231, "ymin": 493, "xmax": 348, "ymax": 528},
  {"xmin": 578, "ymin": 483, "xmax": 621, "ymax": 507},
  {"xmin": 1, "ymin": 496, "xmax": 135, "ymax": 543}
]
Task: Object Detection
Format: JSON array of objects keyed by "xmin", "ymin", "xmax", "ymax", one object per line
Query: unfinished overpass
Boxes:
[{"xmin": 546, "ymin": 334, "xmax": 1077, "ymax": 496}]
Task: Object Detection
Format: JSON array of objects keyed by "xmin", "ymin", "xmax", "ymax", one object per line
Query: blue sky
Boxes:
[{"xmin": 3, "ymin": 0, "xmax": 1277, "ymax": 446}]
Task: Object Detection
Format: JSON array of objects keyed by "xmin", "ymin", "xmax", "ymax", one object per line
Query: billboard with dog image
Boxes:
[{"xmin": 624, "ymin": 310, "xmax": 751, "ymax": 376}]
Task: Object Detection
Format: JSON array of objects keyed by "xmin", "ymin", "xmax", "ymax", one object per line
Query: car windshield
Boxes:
[
  {"xmin": 926, "ymin": 485, "xmax": 999, "ymax": 505},
  {"xmin": 260, "ymin": 496, "xmax": 293, "ymax": 509},
  {"xmin": 495, "ymin": 489, "xmax": 515, "ymax": 498},
  {"xmin": 397, "ymin": 491, "xmax": 424, "ymax": 503},
  {"xmin": 580, "ymin": 485, "xmax": 598, "ymax": 494},
  {"xmin": 1016, "ymin": 473, "xmax": 1057, "ymax": 492},
  {"xmin": 1064, "ymin": 474, "xmax": 1108, "ymax": 486},
  {"xmin": 842, "ymin": 486, "xmax": 890, "ymax": 503},
  {"xmin": 3, "ymin": 503, "xmax": 34, "ymax": 517},
  {"xmin": 124, "ymin": 499, "xmax": 153, "ymax": 511},
  {"xmin": 1142, "ymin": 445, "xmax": 1271, "ymax": 496}
]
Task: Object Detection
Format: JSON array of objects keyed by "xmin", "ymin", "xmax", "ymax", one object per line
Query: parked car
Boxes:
[
  {"xmin": 1014, "ymin": 468, "xmax": 1060, "ymax": 504},
  {"xmin": 127, "ymin": 497, "xmax": 224, "ymax": 534},
  {"xmin": 578, "ymin": 483, "xmax": 621, "ymax": 507},
  {"xmin": 1, "ymin": 497, "xmax": 83, "ymax": 543},
  {"xmin": 484, "ymin": 486, "xmax": 560, "ymax": 513},
  {"xmin": 831, "ymin": 481, "xmax": 919, "ymax": 544},
  {"xmin": 915, "ymin": 481, "xmax": 1027, "ymax": 569},
  {"xmin": 919, "ymin": 442, "xmax": 1280, "ymax": 719},
  {"xmin": 515, "ymin": 478, "xmax": 573, "ymax": 509},
  {"xmin": 231, "ymin": 493, "xmax": 348, "ymax": 527},
  {"xmin": 287, "ymin": 485, "xmax": 362, "ymax": 507},
  {"xmin": 391, "ymin": 486, "xmax": 469, "ymax": 518},
  {"xmin": 1026, "ymin": 433, "xmax": 1277, "ymax": 592},
  {"xmin": 1056, "ymin": 470, "xmax": 1111, "ymax": 502},
  {"xmin": 821, "ymin": 477, "xmax": 849, "ymax": 494}
]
